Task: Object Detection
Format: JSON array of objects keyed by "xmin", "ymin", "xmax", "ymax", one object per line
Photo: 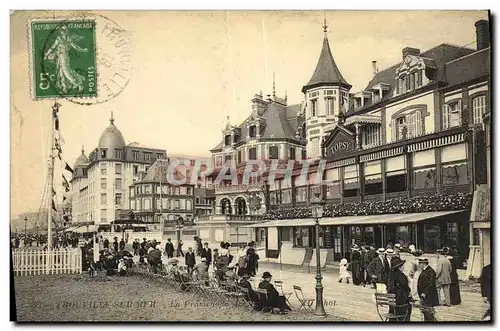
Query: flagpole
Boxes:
[{"xmin": 48, "ymin": 102, "xmax": 57, "ymax": 251}]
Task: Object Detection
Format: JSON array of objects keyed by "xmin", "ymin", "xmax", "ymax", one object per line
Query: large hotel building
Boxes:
[{"xmin": 204, "ymin": 19, "xmax": 490, "ymax": 270}]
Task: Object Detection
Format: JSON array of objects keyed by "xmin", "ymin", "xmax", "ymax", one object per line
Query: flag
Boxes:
[
  {"xmin": 64, "ymin": 162, "xmax": 74, "ymax": 174},
  {"xmin": 52, "ymin": 200, "xmax": 57, "ymax": 212},
  {"xmin": 62, "ymin": 175, "xmax": 70, "ymax": 190}
]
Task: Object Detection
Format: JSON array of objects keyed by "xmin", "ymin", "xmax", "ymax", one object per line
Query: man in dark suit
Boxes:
[
  {"xmin": 238, "ymin": 273, "xmax": 258, "ymax": 303},
  {"xmin": 164, "ymin": 238, "xmax": 174, "ymax": 259},
  {"xmin": 417, "ymin": 257, "xmax": 439, "ymax": 321},
  {"xmin": 113, "ymin": 237, "xmax": 119, "ymax": 252},
  {"xmin": 480, "ymin": 264, "xmax": 491, "ymax": 320},
  {"xmin": 258, "ymin": 271, "xmax": 291, "ymax": 313},
  {"xmin": 366, "ymin": 248, "xmax": 388, "ymax": 289},
  {"xmin": 201, "ymin": 242, "xmax": 212, "ymax": 267},
  {"xmin": 185, "ymin": 247, "xmax": 196, "ymax": 274}
]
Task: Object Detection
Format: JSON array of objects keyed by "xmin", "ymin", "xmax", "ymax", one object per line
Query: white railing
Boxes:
[{"xmin": 12, "ymin": 248, "xmax": 82, "ymax": 276}]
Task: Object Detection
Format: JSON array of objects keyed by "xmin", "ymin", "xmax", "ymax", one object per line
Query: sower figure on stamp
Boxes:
[{"xmin": 417, "ymin": 257, "xmax": 439, "ymax": 321}]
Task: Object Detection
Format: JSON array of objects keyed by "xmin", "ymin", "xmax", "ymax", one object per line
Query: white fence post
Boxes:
[{"xmin": 12, "ymin": 248, "xmax": 83, "ymax": 276}]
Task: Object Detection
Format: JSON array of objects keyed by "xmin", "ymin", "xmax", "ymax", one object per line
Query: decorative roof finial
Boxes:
[
  {"xmin": 81, "ymin": 145, "xmax": 85, "ymax": 154},
  {"xmin": 323, "ymin": 12, "xmax": 328, "ymax": 35},
  {"xmin": 272, "ymin": 71, "xmax": 276, "ymax": 97},
  {"xmin": 110, "ymin": 111, "xmax": 114, "ymax": 125},
  {"xmin": 285, "ymin": 89, "xmax": 288, "ymax": 101}
]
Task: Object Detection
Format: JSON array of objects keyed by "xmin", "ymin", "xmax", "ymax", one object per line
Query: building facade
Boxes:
[
  {"xmin": 247, "ymin": 19, "xmax": 490, "ymax": 265},
  {"xmin": 70, "ymin": 114, "xmax": 167, "ymax": 225}
]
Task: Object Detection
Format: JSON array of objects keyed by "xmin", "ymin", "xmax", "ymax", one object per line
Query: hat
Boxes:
[
  {"xmin": 340, "ymin": 258, "xmax": 348, "ymax": 265},
  {"xmin": 204, "ymin": 242, "xmax": 209, "ymax": 245},
  {"xmin": 200, "ymin": 257, "xmax": 207, "ymax": 262},
  {"xmin": 241, "ymin": 273, "xmax": 251, "ymax": 279},
  {"xmin": 412, "ymin": 249, "xmax": 424, "ymax": 257},
  {"xmin": 390, "ymin": 257, "xmax": 406, "ymax": 270},
  {"xmin": 351, "ymin": 244, "xmax": 359, "ymax": 251},
  {"xmin": 377, "ymin": 248, "xmax": 385, "ymax": 254},
  {"xmin": 418, "ymin": 257, "xmax": 429, "ymax": 263},
  {"xmin": 262, "ymin": 271, "xmax": 273, "ymax": 279},
  {"xmin": 386, "ymin": 244, "xmax": 393, "ymax": 249},
  {"xmin": 213, "ymin": 248, "xmax": 219, "ymax": 251},
  {"xmin": 394, "ymin": 243, "xmax": 401, "ymax": 249},
  {"xmin": 386, "ymin": 248, "xmax": 395, "ymax": 255},
  {"xmin": 364, "ymin": 245, "xmax": 370, "ymax": 250}
]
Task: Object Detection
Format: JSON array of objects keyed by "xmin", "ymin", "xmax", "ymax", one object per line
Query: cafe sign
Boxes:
[
  {"xmin": 330, "ymin": 141, "xmax": 352, "ymax": 154},
  {"xmin": 323, "ymin": 125, "xmax": 356, "ymax": 158}
]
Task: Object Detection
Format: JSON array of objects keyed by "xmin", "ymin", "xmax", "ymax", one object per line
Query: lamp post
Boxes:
[{"xmin": 311, "ymin": 193, "xmax": 327, "ymax": 317}]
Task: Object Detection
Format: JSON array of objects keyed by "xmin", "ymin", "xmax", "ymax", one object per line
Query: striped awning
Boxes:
[{"xmin": 242, "ymin": 210, "xmax": 468, "ymax": 228}]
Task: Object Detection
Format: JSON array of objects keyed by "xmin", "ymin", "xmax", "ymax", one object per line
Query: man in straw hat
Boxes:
[
  {"xmin": 366, "ymin": 248, "xmax": 388, "ymax": 289},
  {"xmin": 417, "ymin": 257, "xmax": 439, "ymax": 321},
  {"xmin": 387, "ymin": 256, "xmax": 412, "ymax": 321}
]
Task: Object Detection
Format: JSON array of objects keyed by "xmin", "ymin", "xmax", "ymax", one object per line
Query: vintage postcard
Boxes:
[{"xmin": 10, "ymin": 10, "xmax": 491, "ymax": 322}]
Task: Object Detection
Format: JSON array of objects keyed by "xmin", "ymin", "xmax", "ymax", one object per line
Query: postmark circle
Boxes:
[{"xmin": 37, "ymin": 12, "xmax": 132, "ymax": 105}]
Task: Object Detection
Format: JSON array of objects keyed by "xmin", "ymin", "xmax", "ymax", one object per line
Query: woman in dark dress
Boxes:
[
  {"xmin": 447, "ymin": 255, "xmax": 461, "ymax": 305},
  {"xmin": 387, "ymin": 257, "xmax": 412, "ymax": 321},
  {"xmin": 350, "ymin": 245, "xmax": 363, "ymax": 285}
]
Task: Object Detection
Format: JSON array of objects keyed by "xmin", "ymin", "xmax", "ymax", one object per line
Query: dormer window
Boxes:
[
  {"xmin": 249, "ymin": 125, "xmax": 257, "ymax": 138},
  {"xmin": 114, "ymin": 149, "xmax": 122, "ymax": 159},
  {"xmin": 392, "ymin": 108, "xmax": 424, "ymax": 141},
  {"xmin": 224, "ymin": 135, "xmax": 231, "ymax": 146},
  {"xmin": 101, "ymin": 149, "xmax": 107, "ymax": 158}
]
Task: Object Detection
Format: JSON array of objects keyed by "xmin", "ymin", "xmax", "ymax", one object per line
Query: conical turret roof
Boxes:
[{"xmin": 302, "ymin": 36, "xmax": 351, "ymax": 92}]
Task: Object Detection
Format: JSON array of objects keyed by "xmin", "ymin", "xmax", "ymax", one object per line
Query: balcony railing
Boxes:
[
  {"xmin": 214, "ymin": 182, "xmax": 263, "ymax": 194},
  {"xmin": 196, "ymin": 214, "xmax": 265, "ymax": 223}
]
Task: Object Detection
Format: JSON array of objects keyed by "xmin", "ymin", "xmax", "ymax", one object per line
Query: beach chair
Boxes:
[{"xmin": 293, "ymin": 285, "xmax": 314, "ymax": 312}]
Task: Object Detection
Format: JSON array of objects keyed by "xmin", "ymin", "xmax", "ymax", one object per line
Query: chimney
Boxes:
[
  {"xmin": 372, "ymin": 61, "xmax": 378, "ymax": 76},
  {"xmin": 475, "ymin": 20, "xmax": 490, "ymax": 51},
  {"xmin": 402, "ymin": 47, "xmax": 420, "ymax": 59}
]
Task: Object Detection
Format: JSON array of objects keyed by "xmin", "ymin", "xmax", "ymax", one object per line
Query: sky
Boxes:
[{"xmin": 10, "ymin": 10, "xmax": 489, "ymax": 217}]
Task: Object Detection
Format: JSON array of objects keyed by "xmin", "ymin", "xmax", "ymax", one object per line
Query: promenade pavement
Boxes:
[{"xmin": 132, "ymin": 251, "xmax": 487, "ymax": 322}]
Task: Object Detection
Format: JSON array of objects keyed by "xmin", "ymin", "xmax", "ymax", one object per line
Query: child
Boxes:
[{"xmin": 338, "ymin": 258, "xmax": 351, "ymax": 284}]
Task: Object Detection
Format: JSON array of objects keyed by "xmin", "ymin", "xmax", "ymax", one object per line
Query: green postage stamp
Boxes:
[{"xmin": 30, "ymin": 20, "xmax": 97, "ymax": 99}]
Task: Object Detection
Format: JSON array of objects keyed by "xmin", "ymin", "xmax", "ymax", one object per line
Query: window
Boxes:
[
  {"xmin": 442, "ymin": 162, "xmax": 469, "ymax": 186},
  {"xmin": 133, "ymin": 165, "xmax": 139, "ymax": 175},
  {"xmin": 144, "ymin": 185, "xmax": 151, "ymax": 194},
  {"xmin": 100, "ymin": 149, "xmax": 107, "ymax": 158},
  {"xmin": 237, "ymin": 150, "xmax": 242, "ymax": 163},
  {"xmin": 216, "ymin": 156, "xmax": 223, "ymax": 167},
  {"xmin": 115, "ymin": 178, "xmax": 122, "ymax": 190},
  {"xmin": 310, "ymin": 137, "xmax": 319, "ymax": 156},
  {"xmin": 289, "ymin": 147, "xmax": 296, "ymax": 160},
  {"xmin": 396, "ymin": 117, "xmax": 406, "ymax": 140},
  {"xmin": 409, "ymin": 73, "xmax": 415, "ymax": 90},
  {"xmin": 343, "ymin": 165, "xmax": 359, "ymax": 197},
  {"xmin": 424, "ymin": 224, "xmax": 441, "ymax": 253},
  {"xmin": 100, "ymin": 193, "xmax": 107, "ymax": 205},
  {"xmin": 132, "ymin": 151, "xmax": 139, "ymax": 160},
  {"xmin": 101, "ymin": 178, "xmax": 107, "ymax": 190},
  {"xmin": 248, "ymin": 147, "xmax": 257, "ymax": 160},
  {"xmin": 115, "ymin": 163, "xmax": 122, "ymax": 174},
  {"xmin": 293, "ymin": 227, "xmax": 310, "ymax": 247},
  {"xmin": 310, "ymin": 99, "xmax": 317, "ymax": 117},
  {"xmin": 301, "ymin": 149, "xmax": 307, "ymax": 160},
  {"xmin": 325, "ymin": 97, "xmax": 335, "ymax": 115},
  {"xmin": 396, "ymin": 225, "xmax": 411, "ymax": 247},
  {"xmin": 186, "ymin": 200, "xmax": 192, "ymax": 211},
  {"xmin": 385, "ymin": 156, "xmax": 407, "ymax": 193},
  {"xmin": 144, "ymin": 153, "xmax": 152, "ymax": 162},
  {"xmin": 249, "ymin": 125, "xmax": 257, "ymax": 138},
  {"xmin": 442, "ymin": 100, "xmax": 462, "ymax": 129},
  {"xmin": 100, "ymin": 163, "xmax": 107, "ymax": 175},
  {"xmin": 472, "ymin": 95, "xmax": 486, "ymax": 124},
  {"xmin": 224, "ymin": 154, "xmax": 232, "ymax": 163},
  {"xmin": 157, "ymin": 153, "xmax": 163, "ymax": 160},
  {"xmin": 115, "ymin": 149, "xmax": 122, "ymax": 159},
  {"xmin": 144, "ymin": 198, "xmax": 151, "ymax": 210},
  {"xmin": 364, "ymin": 124, "xmax": 380, "ymax": 146},
  {"xmin": 364, "ymin": 160, "xmax": 382, "ymax": 195},
  {"xmin": 224, "ymin": 135, "xmax": 231, "ymax": 146},
  {"xmin": 115, "ymin": 193, "xmax": 122, "ymax": 206},
  {"xmin": 269, "ymin": 146, "xmax": 279, "ymax": 159},
  {"xmin": 100, "ymin": 209, "xmax": 107, "ymax": 222}
]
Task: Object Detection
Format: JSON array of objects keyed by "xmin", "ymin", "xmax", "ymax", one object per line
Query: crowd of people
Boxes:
[
  {"xmin": 263, "ymin": 192, "xmax": 473, "ymax": 220},
  {"xmin": 337, "ymin": 243, "xmax": 464, "ymax": 321},
  {"xmin": 11, "ymin": 232, "xmax": 81, "ymax": 250}
]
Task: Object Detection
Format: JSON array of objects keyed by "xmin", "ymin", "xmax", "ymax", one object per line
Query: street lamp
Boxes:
[{"xmin": 311, "ymin": 192, "xmax": 327, "ymax": 317}]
